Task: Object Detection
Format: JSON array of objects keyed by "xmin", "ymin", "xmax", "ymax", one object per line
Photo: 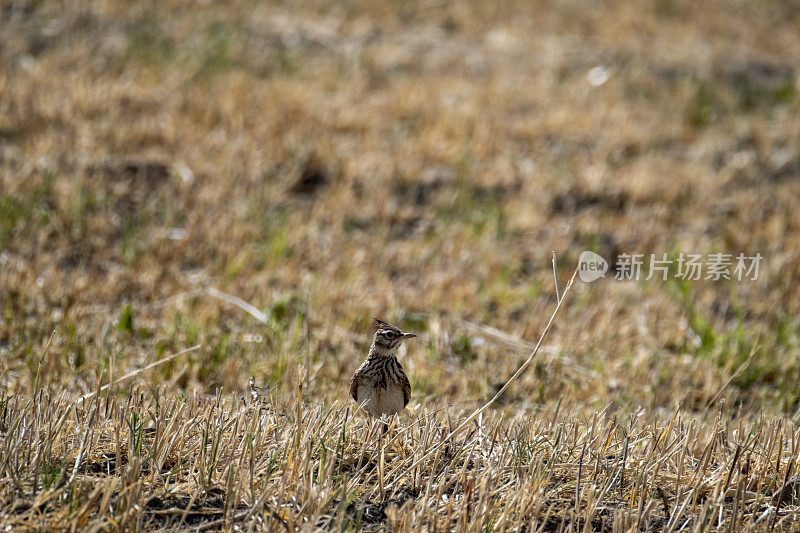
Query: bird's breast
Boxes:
[{"xmin": 356, "ymin": 384, "xmax": 405, "ymax": 417}]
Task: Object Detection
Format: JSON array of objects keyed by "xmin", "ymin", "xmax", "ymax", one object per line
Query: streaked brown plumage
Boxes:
[{"xmin": 350, "ymin": 318, "xmax": 415, "ymax": 417}]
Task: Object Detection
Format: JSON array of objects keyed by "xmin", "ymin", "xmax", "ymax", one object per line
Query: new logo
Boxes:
[{"xmin": 578, "ymin": 251, "xmax": 608, "ymax": 282}]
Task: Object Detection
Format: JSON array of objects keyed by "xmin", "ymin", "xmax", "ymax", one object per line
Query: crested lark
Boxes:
[{"xmin": 350, "ymin": 318, "xmax": 416, "ymax": 418}]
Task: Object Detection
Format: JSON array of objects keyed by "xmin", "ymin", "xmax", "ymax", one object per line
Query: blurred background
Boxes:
[{"xmin": 1, "ymin": 0, "xmax": 799, "ymax": 415}]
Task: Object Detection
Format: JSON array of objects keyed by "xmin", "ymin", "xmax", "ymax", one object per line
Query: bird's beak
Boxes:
[{"xmin": 401, "ymin": 333, "xmax": 417, "ymax": 340}]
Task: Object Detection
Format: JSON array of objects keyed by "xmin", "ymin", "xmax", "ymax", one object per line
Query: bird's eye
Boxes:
[{"xmin": 384, "ymin": 331, "xmax": 395, "ymax": 339}]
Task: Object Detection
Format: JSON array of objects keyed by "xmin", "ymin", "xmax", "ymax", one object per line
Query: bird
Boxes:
[{"xmin": 350, "ymin": 318, "xmax": 416, "ymax": 419}]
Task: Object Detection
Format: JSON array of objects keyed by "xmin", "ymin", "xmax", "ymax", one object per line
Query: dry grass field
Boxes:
[{"xmin": 2, "ymin": 0, "xmax": 800, "ymax": 530}]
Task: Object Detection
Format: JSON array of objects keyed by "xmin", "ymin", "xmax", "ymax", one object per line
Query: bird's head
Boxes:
[{"xmin": 370, "ymin": 318, "xmax": 416, "ymax": 356}]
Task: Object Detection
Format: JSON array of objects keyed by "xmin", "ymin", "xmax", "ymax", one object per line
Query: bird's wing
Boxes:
[
  {"xmin": 400, "ymin": 370, "xmax": 411, "ymax": 408},
  {"xmin": 349, "ymin": 373, "xmax": 359, "ymax": 402}
]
